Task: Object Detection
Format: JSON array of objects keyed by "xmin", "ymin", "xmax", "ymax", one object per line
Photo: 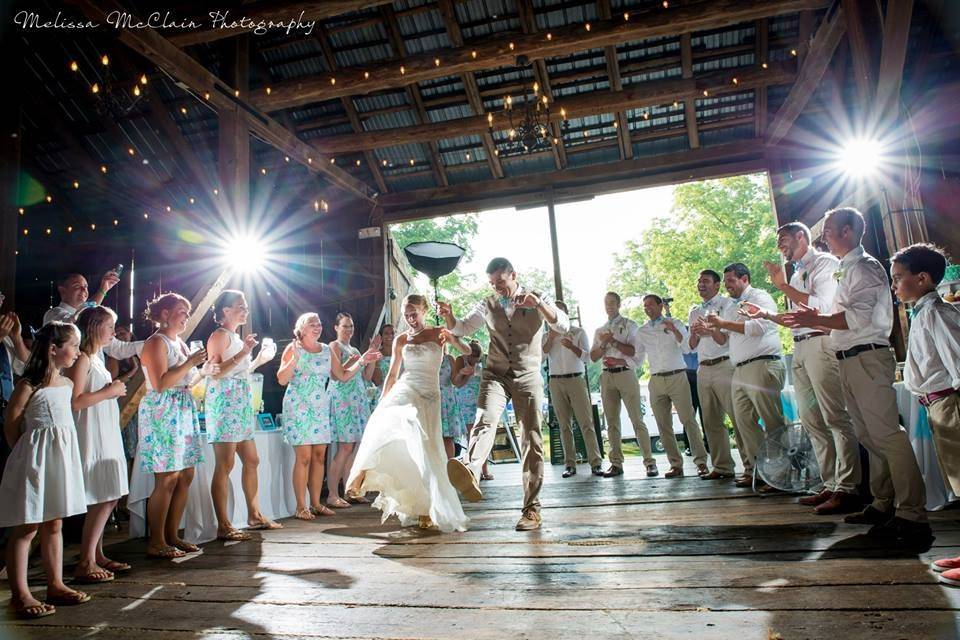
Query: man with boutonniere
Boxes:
[
  {"xmin": 781, "ymin": 207, "xmax": 930, "ymax": 544},
  {"xmin": 740, "ymin": 222, "xmax": 862, "ymax": 516},
  {"xmin": 439, "ymin": 258, "xmax": 568, "ymax": 531}
]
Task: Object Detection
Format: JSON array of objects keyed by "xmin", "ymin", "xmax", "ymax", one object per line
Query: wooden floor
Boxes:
[{"xmin": 3, "ymin": 453, "xmax": 960, "ymax": 639}]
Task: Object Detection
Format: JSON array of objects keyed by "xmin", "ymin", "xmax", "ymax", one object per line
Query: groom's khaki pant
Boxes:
[{"xmin": 465, "ymin": 369, "xmax": 544, "ymax": 513}]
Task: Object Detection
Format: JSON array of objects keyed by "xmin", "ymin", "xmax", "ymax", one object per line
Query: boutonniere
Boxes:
[
  {"xmin": 832, "ymin": 269, "xmax": 845, "ymax": 281},
  {"xmin": 801, "ymin": 270, "xmax": 809, "ymax": 283}
]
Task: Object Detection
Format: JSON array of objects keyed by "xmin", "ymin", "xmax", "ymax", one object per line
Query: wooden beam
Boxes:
[
  {"xmin": 437, "ymin": 0, "xmax": 504, "ymax": 179},
  {"xmin": 797, "ymin": 10, "xmax": 814, "ymax": 66},
  {"xmin": 841, "ymin": 0, "xmax": 877, "ymax": 109},
  {"xmin": 254, "ymin": 0, "xmax": 832, "ymax": 112},
  {"xmin": 1, "ymin": 37, "xmax": 21, "ymax": 304},
  {"xmin": 517, "ymin": 0, "xmax": 566, "ymax": 170},
  {"xmin": 680, "ymin": 34, "xmax": 701, "ymax": 149},
  {"xmin": 72, "ymin": 0, "xmax": 376, "ymax": 203},
  {"xmin": 218, "ymin": 36, "xmax": 251, "ymax": 224},
  {"xmin": 168, "ymin": 1, "xmax": 396, "ymax": 47},
  {"xmin": 766, "ymin": 4, "xmax": 846, "ymax": 146},
  {"xmin": 598, "ymin": 0, "xmax": 632, "ymax": 160},
  {"xmin": 377, "ymin": 140, "xmax": 764, "ymax": 219},
  {"xmin": 875, "ymin": 0, "xmax": 915, "ymax": 125},
  {"xmin": 754, "ymin": 19, "xmax": 769, "ymax": 138},
  {"xmin": 314, "ymin": 63, "xmax": 794, "ymax": 154}
]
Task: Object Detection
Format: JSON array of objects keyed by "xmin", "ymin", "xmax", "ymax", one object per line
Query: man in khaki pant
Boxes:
[
  {"xmin": 753, "ymin": 222, "xmax": 862, "ymax": 515},
  {"xmin": 688, "ymin": 269, "xmax": 740, "ymax": 480},
  {"xmin": 784, "ymin": 207, "xmax": 930, "ymax": 543},
  {"xmin": 441, "ymin": 258, "xmax": 568, "ymax": 531},
  {"xmin": 635, "ymin": 294, "xmax": 709, "ymax": 478},
  {"xmin": 543, "ymin": 301, "xmax": 603, "ymax": 478},
  {"xmin": 592, "ymin": 292, "xmax": 658, "ymax": 478},
  {"xmin": 703, "ymin": 263, "xmax": 785, "ymax": 492}
]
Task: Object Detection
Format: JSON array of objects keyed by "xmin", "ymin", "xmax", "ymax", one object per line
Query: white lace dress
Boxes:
[{"xmin": 347, "ymin": 340, "xmax": 469, "ymax": 532}]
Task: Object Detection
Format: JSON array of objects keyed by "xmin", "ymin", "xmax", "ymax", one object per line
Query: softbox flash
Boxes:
[{"xmin": 403, "ymin": 241, "xmax": 466, "ymax": 323}]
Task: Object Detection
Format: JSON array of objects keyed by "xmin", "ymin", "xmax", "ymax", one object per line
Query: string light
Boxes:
[
  {"xmin": 45, "ymin": 195, "xmax": 52, "ymax": 203},
  {"xmin": 204, "ymin": 92, "xmax": 210, "ymax": 100},
  {"xmin": 585, "ymin": 23, "xmax": 591, "ymax": 32},
  {"xmin": 465, "ymin": 152, "xmax": 471, "ymax": 160},
  {"xmin": 471, "ymin": 50, "xmax": 477, "ymax": 59},
  {"xmin": 234, "ymin": 89, "xmax": 240, "ymax": 97},
  {"xmin": 101, "ymin": 54, "xmax": 109, "ymax": 66},
  {"xmin": 284, "ymin": 156, "xmax": 290, "ymax": 162},
  {"xmin": 100, "ymin": 165, "xmax": 108, "ymax": 174},
  {"xmin": 552, "ymin": 137, "xmax": 558, "ymax": 145},
  {"xmin": 213, "ymin": 188, "xmax": 219, "ymax": 195},
  {"xmin": 23, "ymin": 229, "xmax": 28, "ymax": 236},
  {"xmin": 165, "ymin": 205, "xmax": 172, "ymax": 212},
  {"xmin": 265, "ymin": 87, "xmax": 272, "ymax": 95},
  {"xmin": 260, "ymin": 167, "xmax": 267, "ymax": 175},
  {"xmin": 355, "ymin": 159, "xmax": 361, "ymax": 167},
  {"xmin": 791, "ymin": 49, "xmax": 798, "ymax": 56},
  {"xmin": 613, "ymin": 121, "xmax": 618, "ymax": 129},
  {"xmin": 509, "ymin": 42, "xmax": 515, "ymax": 51},
  {"xmin": 91, "ymin": 83, "xmax": 100, "ymax": 94},
  {"xmin": 703, "ymin": 90, "xmax": 709, "ymax": 96},
  {"xmin": 140, "ymin": 74, "xmax": 148, "ymax": 85},
  {"xmin": 624, "ymin": 12, "xmax": 629, "ymax": 21},
  {"xmin": 434, "ymin": 58, "xmax": 441, "ymax": 67},
  {"xmin": 90, "ymin": 223, "xmax": 96, "ymax": 230},
  {"xmin": 732, "ymin": 77, "xmax": 739, "ymax": 85},
  {"xmin": 67, "ymin": 226, "xmax": 73, "ymax": 232},
  {"xmin": 662, "ymin": 0, "xmax": 669, "ymax": 7},
  {"xmin": 400, "ymin": 66, "xmax": 406, "ymax": 75},
  {"xmin": 330, "ymin": 77, "xmax": 336, "ymax": 85},
  {"xmin": 127, "ymin": 147, "xmax": 135, "ymax": 156},
  {"xmin": 409, "ymin": 158, "xmax": 415, "ymax": 166},
  {"xmin": 180, "ymin": 107, "xmax": 188, "ymax": 115},
  {"xmin": 762, "ymin": 62, "xmax": 768, "ymax": 69},
  {"xmin": 382, "ymin": 159, "xmax": 388, "ymax": 166},
  {"xmin": 69, "ymin": 61, "xmax": 78, "ymax": 72},
  {"xmin": 143, "ymin": 212, "xmax": 149, "ymax": 219},
  {"xmin": 18, "ymin": 207, "xmax": 24, "ymax": 215},
  {"xmin": 314, "ymin": 199, "xmax": 320, "ymax": 212},
  {"xmin": 113, "ymin": 219, "xmax": 118, "ymax": 226},
  {"xmin": 494, "ymin": 148, "xmax": 500, "ymax": 156},
  {"xmin": 133, "ymin": 85, "xmax": 141, "ymax": 97},
  {"xmin": 45, "ymin": 228, "xmax": 51, "ymax": 235},
  {"xmin": 643, "ymin": 112, "xmax": 650, "ymax": 120},
  {"xmin": 188, "ymin": 197, "xmax": 195, "ymax": 204},
  {"xmin": 364, "ymin": 71, "xmax": 370, "ymax": 79},
  {"xmin": 322, "ymin": 201, "xmax": 329, "ymax": 213},
  {"xmin": 547, "ymin": 33, "xmax": 552, "ymax": 41},
  {"xmin": 72, "ymin": 181, "xmax": 79, "ymax": 189}
]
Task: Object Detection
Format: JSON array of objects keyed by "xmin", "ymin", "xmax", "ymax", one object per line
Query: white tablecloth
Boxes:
[
  {"xmin": 128, "ymin": 431, "xmax": 297, "ymax": 544},
  {"xmin": 894, "ymin": 382, "xmax": 957, "ymax": 511}
]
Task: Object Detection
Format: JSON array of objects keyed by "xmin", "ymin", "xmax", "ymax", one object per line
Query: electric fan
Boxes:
[{"xmin": 754, "ymin": 422, "xmax": 822, "ymax": 494}]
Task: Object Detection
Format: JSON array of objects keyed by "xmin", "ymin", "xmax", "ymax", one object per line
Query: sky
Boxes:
[{"xmin": 456, "ymin": 185, "xmax": 676, "ymax": 333}]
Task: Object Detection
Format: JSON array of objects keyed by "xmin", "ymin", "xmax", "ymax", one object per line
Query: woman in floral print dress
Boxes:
[
  {"xmin": 205, "ymin": 290, "xmax": 278, "ymax": 541},
  {"xmin": 439, "ymin": 350, "xmax": 465, "ymax": 458},
  {"xmin": 327, "ymin": 312, "xmax": 381, "ymax": 508},
  {"xmin": 453, "ymin": 341, "xmax": 493, "ymax": 481},
  {"xmin": 369, "ymin": 323, "xmax": 395, "ymax": 411},
  {"xmin": 138, "ymin": 293, "xmax": 217, "ymax": 559}
]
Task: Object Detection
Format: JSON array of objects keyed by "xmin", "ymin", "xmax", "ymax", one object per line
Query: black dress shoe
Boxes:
[
  {"xmin": 591, "ymin": 465, "xmax": 604, "ymax": 476},
  {"xmin": 562, "ymin": 466, "xmax": 577, "ymax": 478},
  {"xmin": 603, "ymin": 465, "xmax": 623, "ymax": 477},
  {"xmin": 868, "ymin": 516, "xmax": 934, "ymax": 542},
  {"xmin": 843, "ymin": 505, "xmax": 893, "ymax": 526}
]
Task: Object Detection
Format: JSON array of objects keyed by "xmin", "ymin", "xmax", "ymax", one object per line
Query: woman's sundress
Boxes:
[
  {"xmin": 455, "ymin": 360, "xmax": 483, "ymax": 432},
  {"xmin": 439, "ymin": 355, "xmax": 465, "ymax": 441},
  {"xmin": 329, "ymin": 341, "xmax": 371, "ymax": 443},
  {"xmin": 205, "ymin": 330, "xmax": 255, "ymax": 443},
  {"xmin": 281, "ymin": 346, "xmax": 333, "ymax": 446}
]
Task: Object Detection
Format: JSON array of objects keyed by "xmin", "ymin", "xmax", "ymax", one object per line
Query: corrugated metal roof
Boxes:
[
  {"xmin": 397, "ymin": 7, "xmax": 452, "ymax": 54},
  {"xmin": 456, "ymin": 0, "xmax": 519, "ymax": 40},
  {"xmin": 700, "ymin": 124, "xmax": 756, "ymax": 147},
  {"xmin": 693, "ymin": 26, "xmax": 756, "ymax": 50},
  {"xmin": 501, "ymin": 152, "xmax": 557, "ymax": 177},
  {"xmin": 386, "ymin": 173, "xmax": 437, "ymax": 191},
  {"xmin": 535, "ymin": 0, "xmax": 598, "ymax": 30},
  {"xmin": 428, "ymin": 103, "xmax": 475, "ymax": 123},
  {"xmin": 329, "ymin": 23, "xmax": 393, "ymax": 66},
  {"xmin": 632, "ymin": 134, "xmax": 689, "ymax": 158},
  {"xmin": 693, "ymin": 53, "xmax": 755, "ymax": 73},
  {"xmin": 447, "ymin": 164, "xmax": 496, "ymax": 184},
  {"xmin": 364, "ymin": 109, "xmax": 420, "ymax": 131},
  {"xmin": 566, "ymin": 144, "xmax": 620, "ymax": 168},
  {"xmin": 353, "ymin": 91, "xmax": 410, "ymax": 114}
]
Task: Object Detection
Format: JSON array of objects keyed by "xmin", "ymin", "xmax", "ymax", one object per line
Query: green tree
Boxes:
[{"xmin": 608, "ymin": 174, "xmax": 792, "ymax": 352}]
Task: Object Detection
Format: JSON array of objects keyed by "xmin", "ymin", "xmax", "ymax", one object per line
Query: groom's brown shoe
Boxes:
[
  {"xmin": 447, "ymin": 459, "xmax": 482, "ymax": 502},
  {"xmin": 515, "ymin": 509, "xmax": 542, "ymax": 531}
]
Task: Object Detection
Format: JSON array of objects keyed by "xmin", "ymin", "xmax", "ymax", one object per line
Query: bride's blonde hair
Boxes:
[{"xmin": 402, "ymin": 293, "xmax": 429, "ymax": 312}]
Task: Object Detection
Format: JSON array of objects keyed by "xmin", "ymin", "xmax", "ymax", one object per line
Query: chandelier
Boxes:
[
  {"xmin": 70, "ymin": 53, "xmax": 149, "ymax": 118},
  {"xmin": 489, "ymin": 55, "xmax": 569, "ymax": 155}
]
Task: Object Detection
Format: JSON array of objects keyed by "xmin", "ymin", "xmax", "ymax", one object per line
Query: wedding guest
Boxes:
[
  {"xmin": 328, "ymin": 313, "xmax": 381, "ymax": 507},
  {"xmin": 369, "ymin": 324, "xmax": 395, "ymax": 409},
  {"xmin": 452, "ymin": 340, "xmax": 493, "ymax": 480},
  {"xmin": 688, "ymin": 270, "xmax": 739, "ymax": 480},
  {"xmin": 65, "ymin": 306, "xmax": 130, "ymax": 583},
  {"xmin": 590, "ymin": 292, "xmax": 657, "ymax": 478},
  {"xmin": 107, "ymin": 325, "xmax": 140, "ymax": 473},
  {"xmin": 139, "ymin": 293, "xmax": 215, "ymax": 559},
  {"xmin": 205, "ymin": 290, "xmax": 280, "ymax": 541},
  {"xmin": 749, "ymin": 222, "xmax": 862, "ymax": 514},
  {"xmin": 1, "ymin": 322, "xmax": 90, "ymax": 619},
  {"xmin": 635, "ymin": 294, "xmax": 710, "ymax": 478},
  {"xmin": 44, "ymin": 270, "xmax": 142, "ymax": 361},
  {"xmin": 702, "ymin": 263, "xmax": 785, "ymax": 492},
  {"xmin": 0, "ymin": 291, "xmax": 30, "ymax": 404},
  {"xmin": 782, "ymin": 207, "xmax": 930, "ymax": 542},
  {"xmin": 440, "ymin": 343, "xmax": 466, "ymax": 458},
  {"xmin": 278, "ymin": 313, "xmax": 337, "ymax": 519},
  {"xmin": 543, "ymin": 301, "xmax": 602, "ymax": 478}
]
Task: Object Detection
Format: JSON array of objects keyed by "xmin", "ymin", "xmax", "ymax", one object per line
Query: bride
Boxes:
[{"xmin": 346, "ymin": 294, "xmax": 469, "ymax": 532}]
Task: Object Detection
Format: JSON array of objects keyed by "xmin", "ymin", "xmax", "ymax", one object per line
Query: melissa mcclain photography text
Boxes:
[{"xmin": 13, "ymin": 9, "xmax": 318, "ymax": 36}]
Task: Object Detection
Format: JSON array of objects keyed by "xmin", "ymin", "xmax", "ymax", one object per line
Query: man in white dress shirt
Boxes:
[
  {"xmin": 635, "ymin": 294, "xmax": 709, "ymax": 478},
  {"xmin": 891, "ymin": 243, "xmax": 960, "ymax": 580},
  {"xmin": 441, "ymin": 257, "xmax": 568, "ymax": 531},
  {"xmin": 688, "ymin": 270, "xmax": 740, "ymax": 480},
  {"xmin": 44, "ymin": 271, "xmax": 142, "ymax": 360},
  {"xmin": 0, "ymin": 291, "xmax": 29, "ymax": 406},
  {"xmin": 703, "ymin": 263, "xmax": 785, "ymax": 491},
  {"xmin": 784, "ymin": 208, "xmax": 930, "ymax": 542},
  {"xmin": 752, "ymin": 223, "xmax": 862, "ymax": 514},
  {"xmin": 591, "ymin": 292, "xmax": 658, "ymax": 478},
  {"xmin": 542, "ymin": 301, "xmax": 603, "ymax": 478}
]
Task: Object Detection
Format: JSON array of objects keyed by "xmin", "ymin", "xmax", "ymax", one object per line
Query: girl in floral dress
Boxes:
[
  {"xmin": 369, "ymin": 323, "xmax": 395, "ymax": 411},
  {"xmin": 139, "ymin": 293, "xmax": 216, "ymax": 559},
  {"xmin": 205, "ymin": 290, "xmax": 278, "ymax": 541},
  {"xmin": 439, "ymin": 351, "xmax": 465, "ymax": 458},
  {"xmin": 453, "ymin": 341, "xmax": 493, "ymax": 480},
  {"xmin": 327, "ymin": 312, "xmax": 381, "ymax": 508}
]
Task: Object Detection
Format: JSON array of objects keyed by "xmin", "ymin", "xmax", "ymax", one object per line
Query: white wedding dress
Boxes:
[{"xmin": 347, "ymin": 340, "xmax": 469, "ymax": 532}]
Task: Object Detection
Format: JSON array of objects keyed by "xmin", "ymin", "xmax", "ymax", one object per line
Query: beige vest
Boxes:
[{"xmin": 482, "ymin": 295, "xmax": 545, "ymax": 378}]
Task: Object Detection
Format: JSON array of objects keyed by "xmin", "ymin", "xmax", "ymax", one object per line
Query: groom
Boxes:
[{"xmin": 438, "ymin": 257, "xmax": 568, "ymax": 531}]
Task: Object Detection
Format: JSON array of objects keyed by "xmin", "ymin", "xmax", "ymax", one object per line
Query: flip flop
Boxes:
[
  {"xmin": 9, "ymin": 603, "xmax": 56, "ymax": 619},
  {"xmin": 310, "ymin": 505, "xmax": 336, "ymax": 517},
  {"xmin": 345, "ymin": 491, "xmax": 370, "ymax": 504},
  {"xmin": 294, "ymin": 507, "xmax": 315, "ymax": 521},
  {"xmin": 171, "ymin": 540, "xmax": 200, "ymax": 553},
  {"xmin": 247, "ymin": 519, "xmax": 283, "ymax": 530},
  {"xmin": 46, "ymin": 591, "xmax": 91, "ymax": 606},
  {"xmin": 146, "ymin": 546, "xmax": 185, "ymax": 559},
  {"xmin": 217, "ymin": 529, "xmax": 252, "ymax": 542},
  {"xmin": 326, "ymin": 498, "xmax": 352, "ymax": 509},
  {"xmin": 73, "ymin": 569, "xmax": 114, "ymax": 584},
  {"xmin": 100, "ymin": 560, "xmax": 132, "ymax": 572}
]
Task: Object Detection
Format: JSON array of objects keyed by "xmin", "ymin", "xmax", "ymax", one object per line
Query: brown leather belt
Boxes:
[
  {"xmin": 651, "ymin": 368, "xmax": 686, "ymax": 377},
  {"xmin": 603, "ymin": 366, "xmax": 630, "ymax": 374},
  {"xmin": 700, "ymin": 356, "xmax": 729, "ymax": 367},
  {"xmin": 919, "ymin": 388, "xmax": 959, "ymax": 407},
  {"xmin": 793, "ymin": 331, "xmax": 827, "ymax": 343}
]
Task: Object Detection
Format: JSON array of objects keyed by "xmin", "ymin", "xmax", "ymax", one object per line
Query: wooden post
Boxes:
[
  {"xmin": 1, "ymin": 96, "xmax": 20, "ymax": 306},
  {"xmin": 546, "ymin": 192, "xmax": 564, "ymax": 302}
]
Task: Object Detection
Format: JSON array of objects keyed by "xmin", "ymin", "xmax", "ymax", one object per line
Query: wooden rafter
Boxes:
[
  {"xmin": 598, "ymin": 0, "xmax": 632, "ymax": 160},
  {"xmin": 72, "ymin": 0, "xmax": 376, "ymax": 203},
  {"xmin": 253, "ymin": 0, "xmax": 832, "ymax": 112},
  {"xmin": 437, "ymin": 0, "xmax": 504, "ymax": 179},
  {"xmin": 841, "ymin": 0, "xmax": 877, "ymax": 109},
  {"xmin": 313, "ymin": 62, "xmax": 794, "ymax": 154},
  {"xmin": 517, "ymin": 0, "xmax": 566, "ymax": 170},
  {"xmin": 766, "ymin": 4, "xmax": 846, "ymax": 146},
  {"xmin": 754, "ymin": 19, "xmax": 769, "ymax": 138},
  {"xmin": 875, "ymin": 0, "xmax": 915, "ymax": 124},
  {"xmin": 380, "ymin": 4, "xmax": 448, "ymax": 187},
  {"xmin": 680, "ymin": 33, "xmax": 700, "ymax": 149},
  {"xmin": 168, "ymin": 1, "xmax": 397, "ymax": 47}
]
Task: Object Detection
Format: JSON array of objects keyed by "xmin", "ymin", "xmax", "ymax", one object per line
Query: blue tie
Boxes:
[{"xmin": 499, "ymin": 296, "xmax": 512, "ymax": 309}]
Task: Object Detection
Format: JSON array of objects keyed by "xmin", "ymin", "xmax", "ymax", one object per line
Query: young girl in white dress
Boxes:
[
  {"xmin": 205, "ymin": 290, "xmax": 278, "ymax": 541},
  {"xmin": 346, "ymin": 294, "xmax": 469, "ymax": 533},
  {"xmin": 1, "ymin": 322, "xmax": 91, "ymax": 619},
  {"xmin": 65, "ymin": 306, "xmax": 131, "ymax": 584}
]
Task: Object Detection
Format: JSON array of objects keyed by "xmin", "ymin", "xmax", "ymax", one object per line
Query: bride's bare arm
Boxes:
[{"xmin": 381, "ymin": 335, "xmax": 407, "ymax": 398}]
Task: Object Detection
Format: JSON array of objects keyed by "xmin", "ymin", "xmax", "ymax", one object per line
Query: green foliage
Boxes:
[{"xmin": 608, "ymin": 174, "xmax": 793, "ymax": 352}]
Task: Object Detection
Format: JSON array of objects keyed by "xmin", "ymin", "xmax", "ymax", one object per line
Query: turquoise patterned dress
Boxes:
[
  {"xmin": 138, "ymin": 334, "xmax": 203, "ymax": 473},
  {"xmin": 329, "ymin": 341, "xmax": 371, "ymax": 443},
  {"xmin": 368, "ymin": 355, "xmax": 392, "ymax": 411},
  {"xmin": 281, "ymin": 346, "xmax": 333, "ymax": 446},
  {"xmin": 455, "ymin": 360, "xmax": 483, "ymax": 431},
  {"xmin": 205, "ymin": 330, "xmax": 255, "ymax": 443},
  {"xmin": 439, "ymin": 355, "xmax": 465, "ymax": 440}
]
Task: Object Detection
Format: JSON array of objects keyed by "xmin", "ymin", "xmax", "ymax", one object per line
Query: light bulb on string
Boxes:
[
  {"xmin": 133, "ymin": 85, "xmax": 141, "ymax": 97},
  {"xmin": 100, "ymin": 165, "xmax": 108, "ymax": 174},
  {"xmin": 101, "ymin": 54, "xmax": 109, "ymax": 66},
  {"xmin": 69, "ymin": 61, "xmax": 78, "ymax": 72},
  {"xmin": 90, "ymin": 223, "xmax": 96, "ymax": 230},
  {"xmin": 72, "ymin": 181, "xmax": 79, "ymax": 189},
  {"xmin": 113, "ymin": 219, "xmax": 118, "ymax": 226},
  {"xmin": 140, "ymin": 74, "xmax": 148, "ymax": 85},
  {"xmin": 45, "ymin": 195, "xmax": 52, "ymax": 203},
  {"xmin": 91, "ymin": 83, "xmax": 100, "ymax": 94}
]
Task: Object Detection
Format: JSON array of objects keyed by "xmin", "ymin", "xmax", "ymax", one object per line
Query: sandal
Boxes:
[
  {"xmin": 10, "ymin": 602, "xmax": 56, "ymax": 619},
  {"xmin": 481, "ymin": 472, "xmax": 494, "ymax": 481},
  {"xmin": 345, "ymin": 490, "xmax": 370, "ymax": 504},
  {"xmin": 294, "ymin": 507, "xmax": 316, "ymax": 521},
  {"xmin": 310, "ymin": 505, "xmax": 335, "ymax": 517},
  {"xmin": 73, "ymin": 568, "xmax": 114, "ymax": 584},
  {"xmin": 326, "ymin": 497, "xmax": 352, "ymax": 509},
  {"xmin": 46, "ymin": 590, "xmax": 91, "ymax": 606},
  {"xmin": 146, "ymin": 546, "xmax": 185, "ymax": 559},
  {"xmin": 100, "ymin": 559, "xmax": 132, "ymax": 572},
  {"xmin": 171, "ymin": 540, "xmax": 200, "ymax": 553},
  {"xmin": 247, "ymin": 519, "xmax": 283, "ymax": 530},
  {"xmin": 217, "ymin": 529, "xmax": 252, "ymax": 542}
]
